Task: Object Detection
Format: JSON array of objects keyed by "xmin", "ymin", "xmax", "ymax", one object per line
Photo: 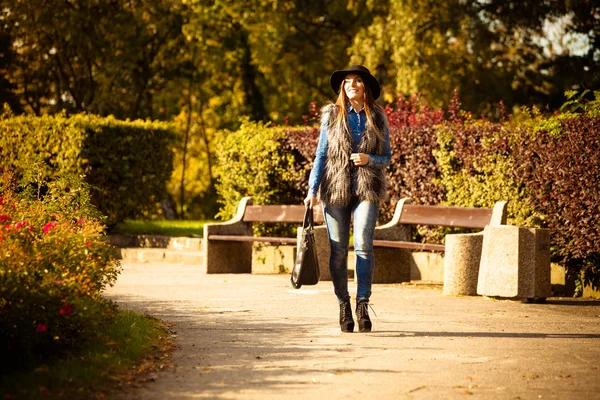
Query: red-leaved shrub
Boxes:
[{"xmin": 513, "ymin": 115, "xmax": 600, "ymax": 291}]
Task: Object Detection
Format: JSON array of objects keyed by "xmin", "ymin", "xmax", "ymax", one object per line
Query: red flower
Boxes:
[
  {"xmin": 58, "ymin": 304, "xmax": 73, "ymax": 316},
  {"xmin": 14, "ymin": 221, "xmax": 29, "ymax": 229},
  {"xmin": 76, "ymin": 219, "xmax": 85, "ymax": 225},
  {"xmin": 0, "ymin": 196, "xmax": 4, "ymax": 205},
  {"xmin": 0, "ymin": 214, "xmax": 10, "ymax": 222},
  {"xmin": 36, "ymin": 323, "xmax": 47, "ymax": 333},
  {"xmin": 84, "ymin": 240, "xmax": 92, "ymax": 247},
  {"xmin": 43, "ymin": 221, "xmax": 58, "ymax": 234}
]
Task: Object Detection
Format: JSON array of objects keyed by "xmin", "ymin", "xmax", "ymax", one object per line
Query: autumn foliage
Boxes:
[{"xmin": 283, "ymin": 93, "xmax": 600, "ymax": 291}]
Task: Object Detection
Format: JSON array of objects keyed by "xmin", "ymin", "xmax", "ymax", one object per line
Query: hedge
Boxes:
[
  {"xmin": 0, "ymin": 108, "xmax": 175, "ymax": 226},
  {"xmin": 214, "ymin": 118, "xmax": 304, "ymax": 220},
  {"xmin": 216, "ymin": 93, "xmax": 600, "ymax": 291}
]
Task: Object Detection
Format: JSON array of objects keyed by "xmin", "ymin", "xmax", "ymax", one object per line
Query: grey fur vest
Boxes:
[{"xmin": 318, "ymin": 103, "xmax": 388, "ymax": 207}]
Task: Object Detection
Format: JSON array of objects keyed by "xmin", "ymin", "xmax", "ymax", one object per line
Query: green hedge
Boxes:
[
  {"xmin": 214, "ymin": 118, "xmax": 304, "ymax": 220},
  {"xmin": 237, "ymin": 93, "xmax": 600, "ymax": 292},
  {"xmin": 0, "ymin": 109, "xmax": 175, "ymax": 225}
]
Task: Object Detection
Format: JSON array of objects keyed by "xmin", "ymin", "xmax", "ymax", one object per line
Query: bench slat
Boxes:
[
  {"xmin": 243, "ymin": 205, "xmax": 324, "ymax": 223},
  {"xmin": 399, "ymin": 204, "xmax": 492, "ymax": 229},
  {"xmin": 208, "ymin": 235, "xmax": 297, "ymax": 244},
  {"xmin": 373, "ymin": 240, "xmax": 445, "ymax": 252}
]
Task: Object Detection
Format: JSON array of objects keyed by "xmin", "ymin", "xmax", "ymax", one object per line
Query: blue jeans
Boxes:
[{"xmin": 323, "ymin": 197, "xmax": 378, "ymax": 304}]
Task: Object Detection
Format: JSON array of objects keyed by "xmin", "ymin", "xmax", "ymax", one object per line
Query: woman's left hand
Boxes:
[{"xmin": 350, "ymin": 153, "xmax": 370, "ymax": 166}]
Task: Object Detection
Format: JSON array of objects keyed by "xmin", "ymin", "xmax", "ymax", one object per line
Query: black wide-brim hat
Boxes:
[{"xmin": 330, "ymin": 65, "xmax": 381, "ymax": 100}]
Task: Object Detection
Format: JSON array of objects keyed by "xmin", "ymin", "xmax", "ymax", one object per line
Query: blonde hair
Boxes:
[{"xmin": 333, "ymin": 78, "xmax": 385, "ymax": 142}]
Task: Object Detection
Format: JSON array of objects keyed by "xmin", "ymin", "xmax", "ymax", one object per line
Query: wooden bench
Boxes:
[
  {"xmin": 372, "ymin": 198, "xmax": 507, "ymax": 251},
  {"xmin": 202, "ymin": 196, "xmax": 507, "ymax": 279},
  {"xmin": 202, "ymin": 197, "xmax": 325, "ymax": 273}
]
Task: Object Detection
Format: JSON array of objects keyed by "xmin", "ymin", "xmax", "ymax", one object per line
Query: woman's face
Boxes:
[{"xmin": 343, "ymin": 74, "xmax": 365, "ymax": 102}]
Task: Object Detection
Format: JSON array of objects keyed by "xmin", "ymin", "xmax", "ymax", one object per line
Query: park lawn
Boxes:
[
  {"xmin": 1, "ymin": 309, "xmax": 174, "ymax": 399},
  {"xmin": 111, "ymin": 219, "xmax": 214, "ymax": 237}
]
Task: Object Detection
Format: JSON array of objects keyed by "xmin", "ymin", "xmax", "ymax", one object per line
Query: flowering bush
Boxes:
[{"xmin": 0, "ymin": 172, "xmax": 121, "ymax": 370}]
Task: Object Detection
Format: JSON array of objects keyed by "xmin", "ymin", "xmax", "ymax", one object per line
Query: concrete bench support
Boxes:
[
  {"xmin": 442, "ymin": 200, "xmax": 508, "ymax": 295},
  {"xmin": 443, "ymin": 232, "xmax": 484, "ymax": 295},
  {"xmin": 203, "ymin": 197, "xmax": 253, "ymax": 273},
  {"xmin": 477, "ymin": 225, "xmax": 551, "ymax": 300}
]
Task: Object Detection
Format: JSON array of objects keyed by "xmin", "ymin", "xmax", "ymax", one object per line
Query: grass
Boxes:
[
  {"xmin": 111, "ymin": 219, "xmax": 214, "ymax": 237},
  {"xmin": 1, "ymin": 309, "xmax": 174, "ymax": 399}
]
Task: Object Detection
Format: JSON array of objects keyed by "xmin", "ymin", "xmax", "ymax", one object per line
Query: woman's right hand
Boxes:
[{"xmin": 304, "ymin": 194, "xmax": 315, "ymax": 209}]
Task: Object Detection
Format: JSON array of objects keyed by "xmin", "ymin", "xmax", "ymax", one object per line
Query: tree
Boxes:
[
  {"xmin": 2, "ymin": 0, "xmax": 190, "ymax": 119},
  {"xmin": 349, "ymin": 0, "xmax": 600, "ymax": 115}
]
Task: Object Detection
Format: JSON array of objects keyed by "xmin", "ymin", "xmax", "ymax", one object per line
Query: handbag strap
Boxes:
[{"xmin": 302, "ymin": 207, "xmax": 314, "ymax": 230}]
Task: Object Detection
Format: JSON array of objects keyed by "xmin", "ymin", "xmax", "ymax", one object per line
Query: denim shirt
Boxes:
[{"xmin": 308, "ymin": 104, "xmax": 392, "ymax": 197}]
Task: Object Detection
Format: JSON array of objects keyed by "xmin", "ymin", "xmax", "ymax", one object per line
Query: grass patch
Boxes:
[
  {"xmin": 111, "ymin": 219, "xmax": 213, "ymax": 237},
  {"xmin": 1, "ymin": 309, "xmax": 174, "ymax": 399}
]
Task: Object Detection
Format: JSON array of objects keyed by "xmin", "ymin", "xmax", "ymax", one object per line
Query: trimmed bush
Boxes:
[
  {"xmin": 435, "ymin": 115, "xmax": 540, "ymax": 227},
  {"xmin": 214, "ymin": 118, "xmax": 304, "ymax": 220},
  {"xmin": 224, "ymin": 94, "xmax": 600, "ymax": 291},
  {"xmin": 0, "ymin": 109, "xmax": 175, "ymax": 225},
  {"xmin": 0, "ymin": 171, "xmax": 121, "ymax": 370},
  {"xmin": 512, "ymin": 94, "xmax": 600, "ymax": 292}
]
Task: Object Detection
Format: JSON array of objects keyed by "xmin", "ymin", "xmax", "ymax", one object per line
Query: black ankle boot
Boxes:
[
  {"xmin": 339, "ymin": 300, "xmax": 354, "ymax": 333},
  {"xmin": 356, "ymin": 300, "xmax": 372, "ymax": 332}
]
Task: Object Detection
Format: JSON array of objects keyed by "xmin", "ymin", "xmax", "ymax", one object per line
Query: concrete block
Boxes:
[
  {"xmin": 168, "ymin": 237, "xmax": 202, "ymax": 251},
  {"xmin": 252, "ymin": 244, "xmax": 296, "ymax": 274},
  {"xmin": 179, "ymin": 251, "xmax": 205, "ymax": 265},
  {"xmin": 372, "ymin": 204, "xmax": 412, "ymax": 283},
  {"xmin": 203, "ymin": 197, "xmax": 253, "ymax": 274},
  {"xmin": 443, "ymin": 232, "xmax": 484, "ymax": 295},
  {"xmin": 373, "ymin": 247, "xmax": 411, "ymax": 283},
  {"xmin": 410, "ymin": 252, "xmax": 444, "ymax": 282},
  {"xmin": 477, "ymin": 226, "xmax": 551, "ymax": 299}
]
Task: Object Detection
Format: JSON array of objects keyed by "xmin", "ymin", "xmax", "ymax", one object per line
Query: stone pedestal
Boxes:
[
  {"xmin": 443, "ymin": 232, "xmax": 484, "ymax": 295},
  {"xmin": 252, "ymin": 244, "xmax": 296, "ymax": 274},
  {"xmin": 477, "ymin": 226, "xmax": 551, "ymax": 299},
  {"xmin": 203, "ymin": 197, "xmax": 253, "ymax": 274}
]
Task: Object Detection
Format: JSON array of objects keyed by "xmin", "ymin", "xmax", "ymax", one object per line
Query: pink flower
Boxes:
[
  {"xmin": 36, "ymin": 323, "xmax": 47, "ymax": 333},
  {"xmin": 76, "ymin": 219, "xmax": 85, "ymax": 225},
  {"xmin": 43, "ymin": 221, "xmax": 58, "ymax": 234},
  {"xmin": 54, "ymin": 280, "xmax": 64, "ymax": 285},
  {"xmin": 58, "ymin": 304, "xmax": 73, "ymax": 316},
  {"xmin": 84, "ymin": 240, "xmax": 92, "ymax": 247},
  {"xmin": 14, "ymin": 221, "xmax": 29, "ymax": 229},
  {"xmin": 0, "ymin": 214, "xmax": 10, "ymax": 222},
  {"xmin": 3, "ymin": 224, "xmax": 10, "ymax": 230}
]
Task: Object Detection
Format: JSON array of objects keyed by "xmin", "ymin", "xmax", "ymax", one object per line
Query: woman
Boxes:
[{"xmin": 304, "ymin": 65, "xmax": 391, "ymax": 333}]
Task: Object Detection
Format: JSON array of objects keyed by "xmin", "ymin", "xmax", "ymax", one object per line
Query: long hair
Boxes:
[{"xmin": 333, "ymin": 78, "xmax": 385, "ymax": 142}]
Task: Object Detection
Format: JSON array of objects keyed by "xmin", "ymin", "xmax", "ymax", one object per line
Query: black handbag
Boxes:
[{"xmin": 290, "ymin": 207, "xmax": 320, "ymax": 289}]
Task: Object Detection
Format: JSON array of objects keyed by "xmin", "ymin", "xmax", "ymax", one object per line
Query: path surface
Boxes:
[{"xmin": 104, "ymin": 262, "xmax": 600, "ymax": 400}]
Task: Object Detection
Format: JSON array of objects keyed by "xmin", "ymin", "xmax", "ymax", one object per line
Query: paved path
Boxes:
[{"xmin": 104, "ymin": 262, "xmax": 600, "ymax": 400}]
